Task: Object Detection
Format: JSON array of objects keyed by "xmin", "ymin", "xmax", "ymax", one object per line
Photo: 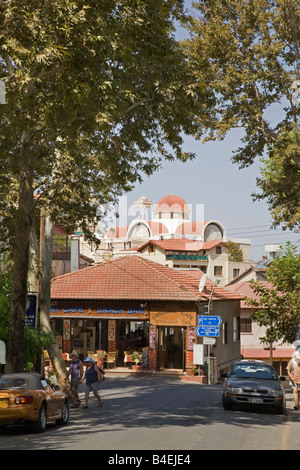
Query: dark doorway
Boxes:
[{"xmin": 157, "ymin": 327, "xmax": 185, "ymax": 370}]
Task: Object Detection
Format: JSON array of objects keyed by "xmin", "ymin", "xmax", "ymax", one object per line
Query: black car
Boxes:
[{"xmin": 222, "ymin": 360, "xmax": 286, "ymax": 414}]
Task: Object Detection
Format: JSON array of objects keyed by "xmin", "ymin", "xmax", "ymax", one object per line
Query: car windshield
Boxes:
[
  {"xmin": 230, "ymin": 364, "xmax": 278, "ymax": 380},
  {"xmin": 0, "ymin": 378, "xmax": 27, "ymax": 390}
]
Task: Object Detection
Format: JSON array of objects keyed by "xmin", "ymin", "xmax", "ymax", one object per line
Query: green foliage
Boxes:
[
  {"xmin": 253, "ymin": 136, "xmax": 300, "ymax": 230},
  {"xmin": 184, "ymin": 0, "xmax": 300, "ymax": 229},
  {"xmin": 0, "ymin": 257, "xmax": 12, "ymax": 342},
  {"xmin": 0, "ymin": 258, "xmax": 52, "ymax": 371},
  {"xmin": 246, "ymin": 243, "xmax": 300, "ymax": 345},
  {"xmin": 0, "ymin": 0, "xmax": 210, "ymax": 371},
  {"xmin": 0, "ymin": 0, "xmax": 208, "ymax": 244},
  {"xmin": 227, "ymin": 241, "xmax": 243, "ymax": 262}
]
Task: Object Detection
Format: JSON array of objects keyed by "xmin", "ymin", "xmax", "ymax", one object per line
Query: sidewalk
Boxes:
[{"xmin": 104, "ymin": 367, "xmax": 183, "ymax": 377}]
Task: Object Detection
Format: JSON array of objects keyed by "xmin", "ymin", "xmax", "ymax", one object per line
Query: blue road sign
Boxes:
[
  {"xmin": 198, "ymin": 315, "xmax": 222, "ymax": 327},
  {"xmin": 196, "ymin": 326, "xmax": 220, "ymax": 337}
]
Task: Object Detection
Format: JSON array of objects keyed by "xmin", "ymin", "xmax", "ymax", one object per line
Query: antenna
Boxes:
[{"xmin": 199, "ymin": 274, "xmax": 206, "ymax": 292}]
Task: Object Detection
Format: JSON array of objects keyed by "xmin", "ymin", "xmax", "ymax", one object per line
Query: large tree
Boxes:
[
  {"xmin": 183, "ymin": 0, "xmax": 300, "ymax": 230},
  {"xmin": 0, "ymin": 0, "xmax": 210, "ymax": 372},
  {"xmin": 246, "ymin": 243, "xmax": 300, "ymax": 348}
]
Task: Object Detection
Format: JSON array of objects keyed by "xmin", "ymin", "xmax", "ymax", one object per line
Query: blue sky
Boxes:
[{"xmin": 126, "ymin": 128, "xmax": 299, "ymax": 262}]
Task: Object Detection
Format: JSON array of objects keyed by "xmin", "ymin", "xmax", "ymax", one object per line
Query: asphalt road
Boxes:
[{"xmin": 1, "ymin": 374, "xmax": 300, "ymax": 454}]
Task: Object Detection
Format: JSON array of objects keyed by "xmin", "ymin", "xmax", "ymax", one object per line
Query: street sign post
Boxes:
[
  {"xmin": 196, "ymin": 326, "xmax": 220, "ymax": 337},
  {"xmin": 196, "ymin": 315, "xmax": 222, "ymax": 385},
  {"xmin": 198, "ymin": 315, "xmax": 222, "ymax": 327}
]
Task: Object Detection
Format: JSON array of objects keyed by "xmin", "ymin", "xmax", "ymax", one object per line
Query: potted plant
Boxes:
[
  {"xmin": 96, "ymin": 350, "xmax": 106, "ymax": 367},
  {"xmin": 131, "ymin": 351, "xmax": 143, "ymax": 371}
]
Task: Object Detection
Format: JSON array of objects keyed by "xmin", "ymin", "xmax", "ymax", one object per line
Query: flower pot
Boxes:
[{"xmin": 132, "ymin": 365, "xmax": 142, "ymax": 372}]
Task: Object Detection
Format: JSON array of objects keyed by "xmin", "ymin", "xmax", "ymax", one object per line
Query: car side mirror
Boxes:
[
  {"xmin": 279, "ymin": 376, "xmax": 286, "ymax": 381},
  {"xmin": 221, "ymin": 372, "xmax": 228, "ymax": 378}
]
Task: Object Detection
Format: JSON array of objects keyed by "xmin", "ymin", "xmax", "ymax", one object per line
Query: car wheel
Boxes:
[
  {"xmin": 275, "ymin": 403, "xmax": 286, "ymax": 415},
  {"xmin": 56, "ymin": 401, "xmax": 69, "ymax": 426},
  {"xmin": 31, "ymin": 404, "xmax": 47, "ymax": 433},
  {"xmin": 222, "ymin": 393, "xmax": 233, "ymax": 410}
]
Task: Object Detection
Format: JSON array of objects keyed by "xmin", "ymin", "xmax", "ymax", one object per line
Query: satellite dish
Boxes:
[{"xmin": 199, "ymin": 274, "xmax": 207, "ymax": 292}]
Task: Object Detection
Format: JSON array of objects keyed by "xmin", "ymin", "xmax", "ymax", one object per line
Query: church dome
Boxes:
[{"xmin": 154, "ymin": 195, "xmax": 189, "ymax": 212}]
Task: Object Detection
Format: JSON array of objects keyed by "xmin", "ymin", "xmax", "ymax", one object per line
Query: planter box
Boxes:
[
  {"xmin": 181, "ymin": 375, "xmax": 207, "ymax": 384},
  {"xmin": 132, "ymin": 365, "xmax": 143, "ymax": 372}
]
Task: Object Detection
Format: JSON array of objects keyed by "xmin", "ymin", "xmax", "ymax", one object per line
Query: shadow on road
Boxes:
[{"xmin": 0, "ymin": 375, "xmax": 296, "ymax": 450}]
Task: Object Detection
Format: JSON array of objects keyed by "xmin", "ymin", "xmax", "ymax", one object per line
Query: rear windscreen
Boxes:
[{"xmin": 0, "ymin": 378, "xmax": 27, "ymax": 390}]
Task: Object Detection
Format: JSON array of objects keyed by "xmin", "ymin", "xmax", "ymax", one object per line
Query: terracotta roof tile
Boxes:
[
  {"xmin": 51, "ymin": 255, "xmax": 241, "ymax": 303},
  {"xmin": 137, "ymin": 238, "xmax": 227, "ymax": 252},
  {"xmin": 224, "ymin": 281, "xmax": 274, "ymax": 308}
]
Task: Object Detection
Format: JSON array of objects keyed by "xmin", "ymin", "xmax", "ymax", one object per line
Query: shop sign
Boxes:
[
  {"xmin": 50, "ymin": 305, "xmax": 149, "ymax": 319},
  {"xmin": 25, "ymin": 294, "xmax": 38, "ymax": 329},
  {"xmin": 150, "ymin": 311, "xmax": 196, "ymax": 327}
]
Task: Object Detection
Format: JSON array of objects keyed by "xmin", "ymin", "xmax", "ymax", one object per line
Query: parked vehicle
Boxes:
[
  {"xmin": 221, "ymin": 360, "xmax": 286, "ymax": 414},
  {"xmin": 0, "ymin": 372, "xmax": 69, "ymax": 432}
]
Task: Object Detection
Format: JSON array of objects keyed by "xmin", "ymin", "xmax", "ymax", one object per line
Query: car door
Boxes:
[{"xmin": 41, "ymin": 380, "xmax": 62, "ymax": 421}]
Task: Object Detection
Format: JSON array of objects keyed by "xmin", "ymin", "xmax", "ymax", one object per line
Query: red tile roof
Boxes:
[
  {"xmin": 51, "ymin": 255, "xmax": 241, "ymax": 303},
  {"xmin": 224, "ymin": 281, "xmax": 274, "ymax": 308},
  {"xmin": 137, "ymin": 238, "xmax": 227, "ymax": 252}
]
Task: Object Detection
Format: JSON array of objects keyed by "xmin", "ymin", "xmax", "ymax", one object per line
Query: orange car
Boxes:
[{"xmin": 0, "ymin": 372, "xmax": 69, "ymax": 432}]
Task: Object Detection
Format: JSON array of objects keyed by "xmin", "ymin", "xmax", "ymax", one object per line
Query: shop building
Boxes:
[{"xmin": 50, "ymin": 255, "xmax": 241, "ymax": 379}]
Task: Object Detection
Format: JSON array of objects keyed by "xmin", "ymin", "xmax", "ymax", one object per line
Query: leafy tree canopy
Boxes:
[
  {"xmin": 0, "ymin": 0, "xmax": 212, "ymax": 371},
  {"xmin": 246, "ymin": 242, "xmax": 300, "ymax": 345}
]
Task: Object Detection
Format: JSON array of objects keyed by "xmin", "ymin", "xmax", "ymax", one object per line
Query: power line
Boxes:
[{"xmin": 226, "ymin": 224, "xmax": 271, "ymax": 231}]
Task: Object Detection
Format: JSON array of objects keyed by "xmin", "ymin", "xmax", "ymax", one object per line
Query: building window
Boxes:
[
  {"xmin": 200, "ymin": 266, "xmax": 207, "ymax": 273},
  {"xmin": 214, "ymin": 266, "xmax": 223, "ymax": 276},
  {"xmin": 233, "ymin": 316, "xmax": 240, "ymax": 341},
  {"xmin": 233, "ymin": 269, "xmax": 240, "ymax": 278},
  {"xmin": 240, "ymin": 317, "xmax": 252, "ymax": 333},
  {"xmin": 216, "ymin": 246, "xmax": 222, "ymax": 254}
]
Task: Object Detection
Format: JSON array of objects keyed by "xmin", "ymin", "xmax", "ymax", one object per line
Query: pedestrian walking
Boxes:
[
  {"xmin": 68, "ymin": 350, "xmax": 84, "ymax": 408},
  {"xmin": 287, "ymin": 351, "xmax": 300, "ymax": 410},
  {"xmin": 80, "ymin": 356, "xmax": 103, "ymax": 409}
]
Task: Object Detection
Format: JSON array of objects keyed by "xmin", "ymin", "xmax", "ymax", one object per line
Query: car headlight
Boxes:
[
  {"xmin": 227, "ymin": 386, "xmax": 243, "ymax": 393},
  {"xmin": 268, "ymin": 389, "xmax": 284, "ymax": 396}
]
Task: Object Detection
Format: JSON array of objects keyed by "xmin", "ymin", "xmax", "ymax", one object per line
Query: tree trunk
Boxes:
[
  {"xmin": 5, "ymin": 143, "xmax": 34, "ymax": 373},
  {"xmin": 28, "ymin": 223, "xmax": 40, "ymax": 294},
  {"xmin": 39, "ymin": 215, "xmax": 70, "ymax": 397}
]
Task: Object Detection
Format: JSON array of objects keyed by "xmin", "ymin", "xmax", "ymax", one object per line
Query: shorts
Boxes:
[
  {"xmin": 85, "ymin": 381, "xmax": 100, "ymax": 393},
  {"xmin": 70, "ymin": 378, "xmax": 80, "ymax": 390},
  {"xmin": 290, "ymin": 380, "xmax": 300, "ymax": 390}
]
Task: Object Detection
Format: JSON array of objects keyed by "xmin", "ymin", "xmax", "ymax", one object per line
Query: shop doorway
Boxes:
[{"xmin": 157, "ymin": 327, "xmax": 185, "ymax": 370}]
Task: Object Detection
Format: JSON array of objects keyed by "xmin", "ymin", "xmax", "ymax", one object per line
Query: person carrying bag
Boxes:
[{"xmin": 80, "ymin": 356, "xmax": 104, "ymax": 409}]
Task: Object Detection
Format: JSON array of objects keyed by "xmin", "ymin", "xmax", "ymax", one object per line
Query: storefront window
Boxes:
[{"xmin": 118, "ymin": 320, "xmax": 149, "ymax": 353}]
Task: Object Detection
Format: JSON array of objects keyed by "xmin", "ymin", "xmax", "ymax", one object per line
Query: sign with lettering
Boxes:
[
  {"xmin": 50, "ymin": 305, "xmax": 149, "ymax": 320},
  {"xmin": 25, "ymin": 294, "xmax": 37, "ymax": 329},
  {"xmin": 198, "ymin": 315, "xmax": 222, "ymax": 327},
  {"xmin": 150, "ymin": 311, "xmax": 196, "ymax": 327},
  {"xmin": 196, "ymin": 326, "xmax": 220, "ymax": 337}
]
